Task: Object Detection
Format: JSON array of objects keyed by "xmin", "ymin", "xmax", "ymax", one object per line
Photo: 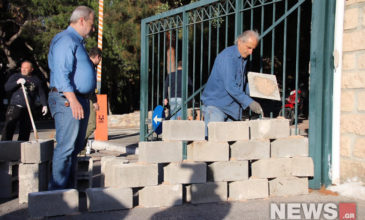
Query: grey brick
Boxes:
[
  {"xmin": 106, "ymin": 163, "xmax": 158, "ymax": 188},
  {"xmin": 208, "ymin": 161, "xmax": 248, "ymax": 182},
  {"xmin": 230, "ymin": 139, "xmax": 270, "ymax": 160},
  {"xmin": 28, "ymin": 189, "xmax": 78, "ymax": 218},
  {"xmin": 139, "ymin": 184, "xmax": 182, "ymax": 208},
  {"xmin": 18, "ymin": 162, "xmax": 50, "ymax": 203},
  {"xmin": 249, "ymin": 119, "xmax": 290, "ymax": 139},
  {"xmin": 101, "ymin": 156, "xmax": 129, "ymax": 187},
  {"xmin": 76, "ymin": 156, "xmax": 93, "ymax": 177},
  {"xmin": 164, "ymin": 162, "xmax": 206, "ymax": 184},
  {"xmin": 271, "ymin": 136, "xmax": 308, "ymax": 158},
  {"xmin": 75, "ymin": 176, "xmax": 92, "ymax": 192},
  {"xmin": 251, "ymin": 158, "xmax": 292, "ymax": 178},
  {"xmin": 208, "ymin": 121, "xmax": 249, "ymax": 142},
  {"xmin": 291, "ymin": 157, "xmax": 314, "ymax": 177},
  {"xmin": 187, "ymin": 182, "xmax": 227, "ymax": 204},
  {"xmin": 86, "ymin": 187, "xmax": 133, "ymax": 212},
  {"xmin": 139, "ymin": 141, "xmax": 183, "ymax": 163},
  {"xmin": 0, "ymin": 141, "xmax": 22, "ymax": 161},
  {"xmin": 229, "ymin": 178, "xmax": 269, "ymax": 200},
  {"xmin": 162, "ymin": 120, "xmax": 205, "ymax": 141},
  {"xmin": 269, "ymin": 177, "xmax": 308, "ymax": 196},
  {"xmin": 0, "ymin": 162, "xmax": 19, "ymax": 198},
  {"xmin": 21, "ymin": 139, "xmax": 54, "ymax": 163},
  {"xmin": 187, "ymin": 141, "xmax": 229, "ymax": 162}
]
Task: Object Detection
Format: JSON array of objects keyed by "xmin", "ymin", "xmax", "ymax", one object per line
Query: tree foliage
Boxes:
[{"xmin": 0, "ymin": 0, "xmax": 192, "ymax": 114}]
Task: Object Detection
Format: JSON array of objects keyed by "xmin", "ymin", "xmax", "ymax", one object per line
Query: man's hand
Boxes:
[
  {"xmin": 63, "ymin": 92, "xmax": 84, "ymax": 120},
  {"xmin": 42, "ymin": 106, "xmax": 48, "ymax": 116},
  {"xmin": 249, "ymin": 101, "xmax": 263, "ymax": 115},
  {"xmin": 17, "ymin": 78, "xmax": 26, "ymax": 85},
  {"xmin": 93, "ymin": 103, "xmax": 99, "ymax": 111}
]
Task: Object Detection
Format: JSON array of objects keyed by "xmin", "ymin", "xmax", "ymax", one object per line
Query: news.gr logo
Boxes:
[{"xmin": 270, "ymin": 202, "xmax": 356, "ymax": 220}]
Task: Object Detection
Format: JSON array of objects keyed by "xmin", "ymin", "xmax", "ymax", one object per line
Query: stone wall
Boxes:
[{"xmin": 340, "ymin": 0, "xmax": 365, "ymax": 182}]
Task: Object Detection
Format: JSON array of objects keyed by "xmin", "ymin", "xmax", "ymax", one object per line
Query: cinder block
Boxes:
[
  {"xmin": 251, "ymin": 158, "xmax": 292, "ymax": 178},
  {"xmin": 269, "ymin": 177, "xmax": 308, "ymax": 196},
  {"xmin": 21, "ymin": 139, "xmax": 54, "ymax": 163},
  {"xmin": 76, "ymin": 156, "xmax": 93, "ymax": 177},
  {"xmin": 208, "ymin": 121, "xmax": 249, "ymax": 141},
  {"xmin": 139, "ymin": 141, "xmax": 182, "ymax": 163},
  {"xmin": 139, "ymin": 184, "xmax": 182, "ymax": 208},
  {"xmin": 249, "ymin": 119, "xmax": 290, "ymax": 139},
  {"xmin": 187, "ymin": 182, "xmax": 227, "ymax": 204},
  {"xmin": 76, "ymin": 176, "xmax": 92, "ymax": 192},
  {"xmin": 101, "ymin": 156, "xmax": 129, "ymax": 187},
  {"xmin": 106, "ymin": 163, "xmax": 158, "ymax": 188},
  {"xmin": 230, "ymin": 139, "xmax": 270, "ymax": 160},
  {"xmin": 28, "ymin": 189, "xmax": 78, "ymax": 218},
  {"xmin": 208, "ymin": 161, "xmax": 248, "ymax": 182},
  {"xmin": 164, "ymin": 162, "xmax": 206, "ymax": 184},
  {"xmin": 162, "ymin": 120, "xmax": 205, "ymax": 141},
  {"xmin": 271, "ymin": 136, "xmax": 308, "ymax": 158},
  {"xmin": 0, "ymin": 162, "xmax": 19, "ymax": 198},
  {"xmin": 229, "ymin": 178, "xmax": 269, "ymax": 200},
  {"xmin": 86, "ymin": 187, "xmax": 133, "ymax": 212},
  {"xmin": 18, "ymin": 162, "xmax": 50, "ymax": 203},
  {"xmin": 0, "ymin": 141, "xmax": 22, "ymax": 161},
  {"xmin": 187, "ymin": 141, "xmax": 229, "ymax": 162},
  {"xmin": 291, "ymin": 157, "xmax": 314, "ymax": 177}
]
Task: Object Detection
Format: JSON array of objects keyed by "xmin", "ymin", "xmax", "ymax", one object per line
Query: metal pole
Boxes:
[
  {"xmin": 96, "ymin": 0, "xmax": 104, "ymax": 93},
  {"xmin": 21, "ymin": 84, "xmax": 38, "ymax": 140}
]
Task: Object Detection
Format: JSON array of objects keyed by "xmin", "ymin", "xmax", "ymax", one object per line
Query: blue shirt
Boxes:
[
  {"xmin": 201, "ymin": 45, "xmax": 253, "ymax": 120},
  {"xmin": 48, "ymin": 26, "xmax": 96, "ymax": 94}
]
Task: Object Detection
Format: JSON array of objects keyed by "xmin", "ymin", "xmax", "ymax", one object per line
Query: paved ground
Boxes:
[{"xmin": 1, "ymin": 120, "xmax": 365, "ymax": 219}]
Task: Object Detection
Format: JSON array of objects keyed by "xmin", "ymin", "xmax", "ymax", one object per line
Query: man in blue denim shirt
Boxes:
[
  {"xmin": 201, "ymin": 30, "xmax": 262, "ymax": 136},
  {"xmin": 48, "ymin": 6, "xmax": 96, "ymax": 190}
]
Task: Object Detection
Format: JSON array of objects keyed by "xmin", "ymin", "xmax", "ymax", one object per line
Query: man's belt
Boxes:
[{"xmin": 50, "ymin": 87, "xmax": 89, "ymax": 98}]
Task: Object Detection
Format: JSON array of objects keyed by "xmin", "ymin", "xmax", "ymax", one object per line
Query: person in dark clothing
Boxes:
[
  {"xmin": 164, "ymin": 61, "xmax": 192, "ymax": 120},
  {"xmin": 1, "ymin": 60, "xmax": 48, "ymax": 141}
]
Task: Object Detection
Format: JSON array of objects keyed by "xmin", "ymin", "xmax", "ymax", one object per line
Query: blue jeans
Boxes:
[
  {"xmin": 169, "ymin": 97, "xmax": 182, "ymax": 120},
  {"xmin": 48, "ymin": 92, "xmax": 89, "ymax": 190},
  {"xmin": 202, "ymin": 105, "xmax": 233, "ymax": 138}
]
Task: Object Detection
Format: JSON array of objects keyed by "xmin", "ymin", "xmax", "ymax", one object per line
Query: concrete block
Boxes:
[
  {"xmin": 0, "ymin": 162, "xmax": 19, "ymax": 198},
  {"xmin": 21, "ymin": 139, "xmax": 54, "ymax": 163},
  {"xmin": 230, "ymin": 139, "xmax": 270, "ymax": 160},
  {"xmin": 164, "ymin": 162, "xmax": 206, "ymax": 184},
  {"xmin": 291, "ymin": 157, "xmax": 314, "ymax": 177},
  {"xmin": 208, "ymin": 121, "xmax": 249, "ymax": 142},
  {"xmin": 187, "ymin": 182, "xmax": 227, "ymax": 204},
  {"xmin": 0, "ymin": 141, "xmax": 22, "ymax": 161},
  {"xmin": 18, "ymin": 162, "xmax": 50, "ymax": 203},
  {"xmin": 208, "ymin": 161, "xmax": 248, "ymax": 182},
  {"xmin": 86, "ymin": 187, "xmax": 133, "ymax": 212},
  {"xmin": 76, "ymin": 156, "xmax": 93, "ymax": 177},
  {"xmin": 251, "ymin": 158, "xmax": 292, "ymax": 178},
  {"xmin": 187, "ymin": 141, "xmax": 229, "ymax": 162},
  {"xmin": 106, "ymin": 163, "xmax": 158, "ymax": 188},
  {"xmin": 28, "ymin": 189, "xmax": 78, "ymax": 218},
  {"xmin": 76, "ymin": 176, "xmax": 92, "ymax": 192},
  {"xmin": 139, "ymin": 141, "xmax": 182, "ymax": 163},
  {"xmin": 269, "ymin": 177, "xmax": 308, "ymax": 196},
  {"xmin": 249, "ymin": 119, "xmax": 290, "ymax": 139},
  {"xmin": 139, "ymin": 184, "xmax": 182, "ymax": 208},
  {"xmin": 162, "ymin": 120, "xmax": 205, "ymax": 141},
  {"xmin": 101, "ymin": 156, "xmax": 129, "ymax": 187},
  {"xmin": 229, "ymin": 178, "xmax": 268, "ymax": 200},
  {"xmin": 271, "ymin": 136, "xmax": 308, "ymax": 158}
]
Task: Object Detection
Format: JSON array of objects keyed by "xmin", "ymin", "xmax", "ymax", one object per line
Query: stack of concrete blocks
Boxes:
[
  {"xmin": 0, "ymin": 141, "xmax": 22, "ymax": 199},
  {"xmin": 75, "ymin": 156, "xmax": 93, "ymax": 192},
  {"xmin": 19, "ymin": 139, "xmax": 54, "ymax": 203}
]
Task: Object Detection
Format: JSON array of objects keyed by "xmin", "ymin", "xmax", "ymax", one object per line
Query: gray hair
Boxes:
[
  {"xmin": 234, "ymin": 30, "xmax": 260, "ymax": 45},
  {"xmin": 70, "ymin": 6, "xmax": 94, "ymax": 24}
]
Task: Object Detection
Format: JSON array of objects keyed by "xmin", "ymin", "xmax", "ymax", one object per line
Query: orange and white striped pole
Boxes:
[{"xmin": 96, "ymin": 0, "xmax": 103, "ymax": 92}]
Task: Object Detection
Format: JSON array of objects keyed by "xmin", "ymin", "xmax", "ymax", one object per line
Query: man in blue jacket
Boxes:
[
  {"xmin": 48, "ymin": 5, "xmax": 96, "ymax": 190},
  {"xmin": 201, "ymin": 30, "xmax": 262, "ymax": 136}
]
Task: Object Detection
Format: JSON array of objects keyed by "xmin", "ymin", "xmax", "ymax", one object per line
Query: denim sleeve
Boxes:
[
  {"xmin": 50, "ymin": 37, "xmax": 76, "ymax": 92},
  {"xmin": 220, "ymin": 56, "xmax": 253, "ymax": 109}
]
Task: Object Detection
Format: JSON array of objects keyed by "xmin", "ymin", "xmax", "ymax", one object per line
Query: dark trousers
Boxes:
[{"xmin": 1, "ymin": 105, "xmax": 32, "ymax": 141}]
